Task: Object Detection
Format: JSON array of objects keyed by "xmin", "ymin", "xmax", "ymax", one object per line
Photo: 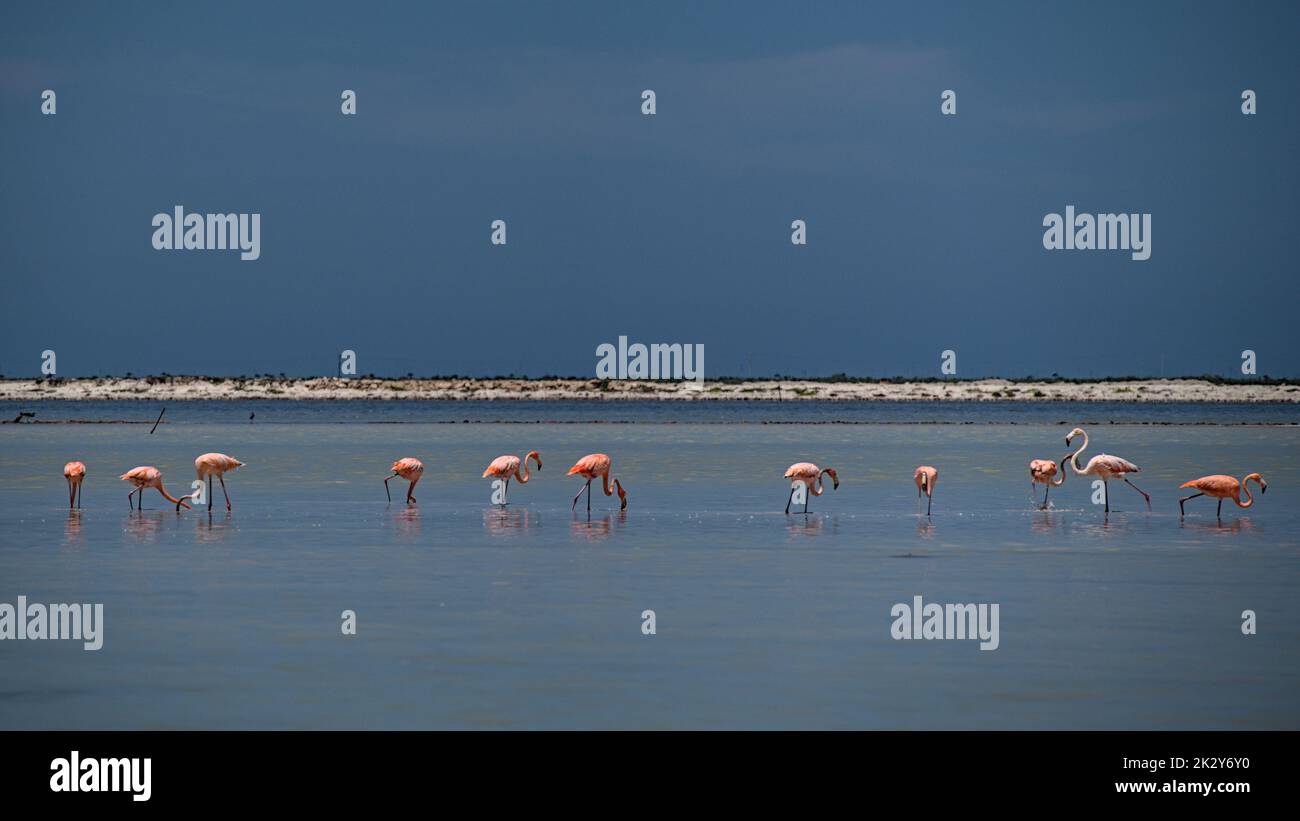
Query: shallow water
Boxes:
[{"xmin": 1, "ymin": 402, "xmax": 1297, "ymax": 728}]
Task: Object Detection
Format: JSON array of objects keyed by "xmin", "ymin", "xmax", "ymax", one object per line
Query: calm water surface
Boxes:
[{"xmin": 1, "ymin": 401, "xmax": 1297, "ymax": 728}]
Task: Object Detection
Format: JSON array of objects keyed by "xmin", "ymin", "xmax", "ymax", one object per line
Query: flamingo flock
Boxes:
[{"xmin": 54, "ymin": 427, "xmax": 1270, "ymax": 521}]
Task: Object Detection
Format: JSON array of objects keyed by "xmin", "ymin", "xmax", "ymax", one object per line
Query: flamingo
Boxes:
[
  {"xmin": 784, "ymin": 462, "xmax": 838, "ymax": 514},
  {"xmin": 568, "ymin": 453, "xmax": 626, "ymax": 511},
  {"xmin": 482, "ymin": 450, "xmax": 541, "ymax": 505},
  {"xmin": 914, "ymin": 465, "xmax": 938, "ymax": 515},
  {"xmin": 1179, "ymin": 473, "xmax": 1267, "ymax": 518},
  {"xmin": 385, "ymin": 458, "xmax": 424, "ymax": 503},
  {"xmin": 120, "ymin": 466, "xmax": 191, "ymax": 510},
  {"xmin": 1064, "ymin": 427, "xmax": 1150, "ymax": 513},
  {"xmin": 1029, "ymin": 459, "xmax": 1064, "ymax": 509},
  {"xmin": 63, "ymin": 461, "xmax": 86, "ymax": 509},
  {"xmin": 183, "ymin": 452, "xmax": 244, "ymax": 511}
]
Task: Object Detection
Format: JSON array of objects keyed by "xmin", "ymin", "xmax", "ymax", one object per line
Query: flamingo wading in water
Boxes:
[
  {"xmin": 568, "ymin": 453, "xmax": 626, "ymax": 512},
  {"xmin": 186, "ymin": 452, "xmax": 243, "ymax": 511},
  {"xmin": 914, "ymin": 466, "xmax": 938, "ymax": 515},
  {"xmin": 1179, "ymin": 473, "xmax": 1267, "ymax": 518},
  {"xmin": 784, "ymin": 462, "xmax": 838, "ymax": 514},
  {"xmin": 1029, "ymin": 459, "xmax": 1064, "ymax": 509},
  {"xmin": 482, "ymin": 451, "xmax": 541, "ymax": 505},
  {"xmin": 120, "ymin": 466, "xmax": 191, "ymax": 510},
  {"xmin": 1064, "ymin": 427, "xmax": 1150, "ymax": 513},
  {"xmin": 63, "ymin": 461, "xmax": 86, "ymax": 509},
  {"xmin": 385, "ymin": 458, "xmax": 424, "ymax": 504}
]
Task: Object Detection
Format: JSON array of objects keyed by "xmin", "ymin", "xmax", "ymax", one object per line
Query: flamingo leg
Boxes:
[
  {"xmin": 76, "ymin": 482, "xmax": 81, "ymax": 509},
  {"xmin": 219, "ymin": 474, "xmax": 231, "ymax": 511},
  {"xmin": 785, "ymin": 486, "xmax": 794, "ymax": 515},
  {"xmin": 407, "ymin": 478, "xmax": 418, "ymax": 504},
  {"xmin": 503, "ymin": 475, "xmax": 510, "ymax": 506},
  {"xmin": 1103, "ymin": 480, "xmax": 1109, "ymax": 514},
  {"xmin": 571, "ymin": 480, "xmax": 588, "ymax": 510},
  {"xmin": 1217, "ymin": 498, "xmax": 1223, "ymax": 519},
  {"xmin": 67, "ymin": 478, "xmax": 73, "ymax": 509},
  {"xmin": 926, "ymin": 493, "xmax": 932, "ymax": 516},
  {"xmin": 1123, "ymin": 478, "xmax": 1151, "ymax": 511},
  {"xmin": 1179, "ymin": 492, "xmax": 1202, "ymax": 516},
  {"xmin": 207, "ymin": 475, "xmax": 213, "ymax": 511},
  {"xmin": 587, "ymin": 479, "xmax": 593, "ymax": 511}
]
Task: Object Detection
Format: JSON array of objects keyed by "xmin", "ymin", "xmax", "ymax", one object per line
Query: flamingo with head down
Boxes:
[
  {"xmin": 1029, "ymin": 458, "xmax": 1064, "ymax": 509},
  {"xmin": 482, "ymin": 450, "xmax": 541, "ymax": 505},
  {"xmin": 1179, "ymin": 473, "xmax": 1266, "ymax": 518},
  {"xmin": 120, "ymin": 466, "xmax": 190, "ymax": 510},
  {"xmin": 784, "ymin": 462, "xmax": 838, "ymax": 514},
  {"xmin": 63, "ymin": 461, "xmax": 86, "ymax": 509},
  {"xmin": 385, "ymin": 458, "xmax": 424, "ymax": 504},
  {"xmin": 568, "ymin": 453, "xmax": 626, "ymax": 512},
  {"xmin": 914, "ymin": 465, "xmax": 938, "ymax": 515}
]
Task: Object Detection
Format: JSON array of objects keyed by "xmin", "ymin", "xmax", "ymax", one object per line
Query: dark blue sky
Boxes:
[{"xmin": 2, "ymin": 1, "xmax": 1296, "ymax": 378}]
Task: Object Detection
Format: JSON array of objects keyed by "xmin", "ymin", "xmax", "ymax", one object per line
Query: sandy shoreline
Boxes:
[{"xmin": 1, "ymin": 377, "xmax": 1297, "ymax": 403}]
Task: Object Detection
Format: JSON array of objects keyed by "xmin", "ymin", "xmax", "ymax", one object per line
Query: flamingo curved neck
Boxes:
[
  {"xmin": 517, "ymin": 455, "xmax": 531, "ymax": 484},
  {"xmin": 1068, "ymin": 431, "xmax": 1090, "ymax": 475},
  {"xmin": 1237, "ymin": 476, "xmax": 1255, "ymax": 508}
]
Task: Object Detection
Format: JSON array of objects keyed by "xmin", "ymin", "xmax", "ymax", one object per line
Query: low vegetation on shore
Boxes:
[{"xmin": 1, "ymin": 376, "xmax": 1296, "ymax": 402}]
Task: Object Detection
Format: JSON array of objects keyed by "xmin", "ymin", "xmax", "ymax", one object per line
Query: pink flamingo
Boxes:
[
  {"xmin": 1064, "ymin": 427, "xmax": 1150, "ymax": 513},
  {"xmin": 482, "ymin": 450, "xmax": 541, "ymax": 505},
  {"xmin": 914, "ymin": 466, "xmax": 938, "ymax": 515},
  {"xmin": 1029, "ymin": 458, "xmax": 1064, "ymax": 509},
  {"xmin": 784, "ymin": 462, "xmax": 838, "ymax": 514},
  {"xmin": 120, "ymin": 466, "xmax": 191, "ymax": 510},
  {"xmin": 568, "ymin": 453, "xmax": 626, "ymax": 511},
  {"xmin": 63, "ymin": 461, "xmax": 86, "ymax": 509},
  {"xmin": 385, "ymin": 458, "xmax": 424, "ymax": 503},
  {"xmin": 183, "ymin": 452, "xmax": 244, "ymax": 511},
  {"xmin": 1179, "ymin": 473, "xmax": 1267, "ymax": 518}
]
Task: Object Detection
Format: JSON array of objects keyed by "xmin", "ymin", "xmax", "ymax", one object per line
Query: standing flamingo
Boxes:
[
  {"xmin": 63, "ymin": 461, "xmax": 86, "ymax": 509},
  {"xmin": 184, "ymin": 452, "xmax": 244, "ymax": 512},
  {"xmin": 385, "ymin": 457, "xmax": 424, "ymax": 503},
  {"xmin": 120, "ymin": 466, "xmax": 191, "ymax": 510},
  {"xmin": 568, "ymin": 453, "xmax": 626, "ymax": 511},
  {"xmin": 482, "ymin": 450, "xmax": 541, "ymax": 505},
  {"xmin": 1064, "ymin": 427, "xmax": 1150, "ymax": 513},
  {"xmin": 784, "ymin": 462, "xmax": 838, "ymax": 514},
  {"xmin": 1179, "ymin": 473, "xmax": 1267, "ymax": 518},
  {"xmin": 1029, "ymin": 459, "xmax": 1064, "ymax": 509},
  {"xmin": 914, "ymin": 466, "xmax": 938, "ymax": 515}
]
